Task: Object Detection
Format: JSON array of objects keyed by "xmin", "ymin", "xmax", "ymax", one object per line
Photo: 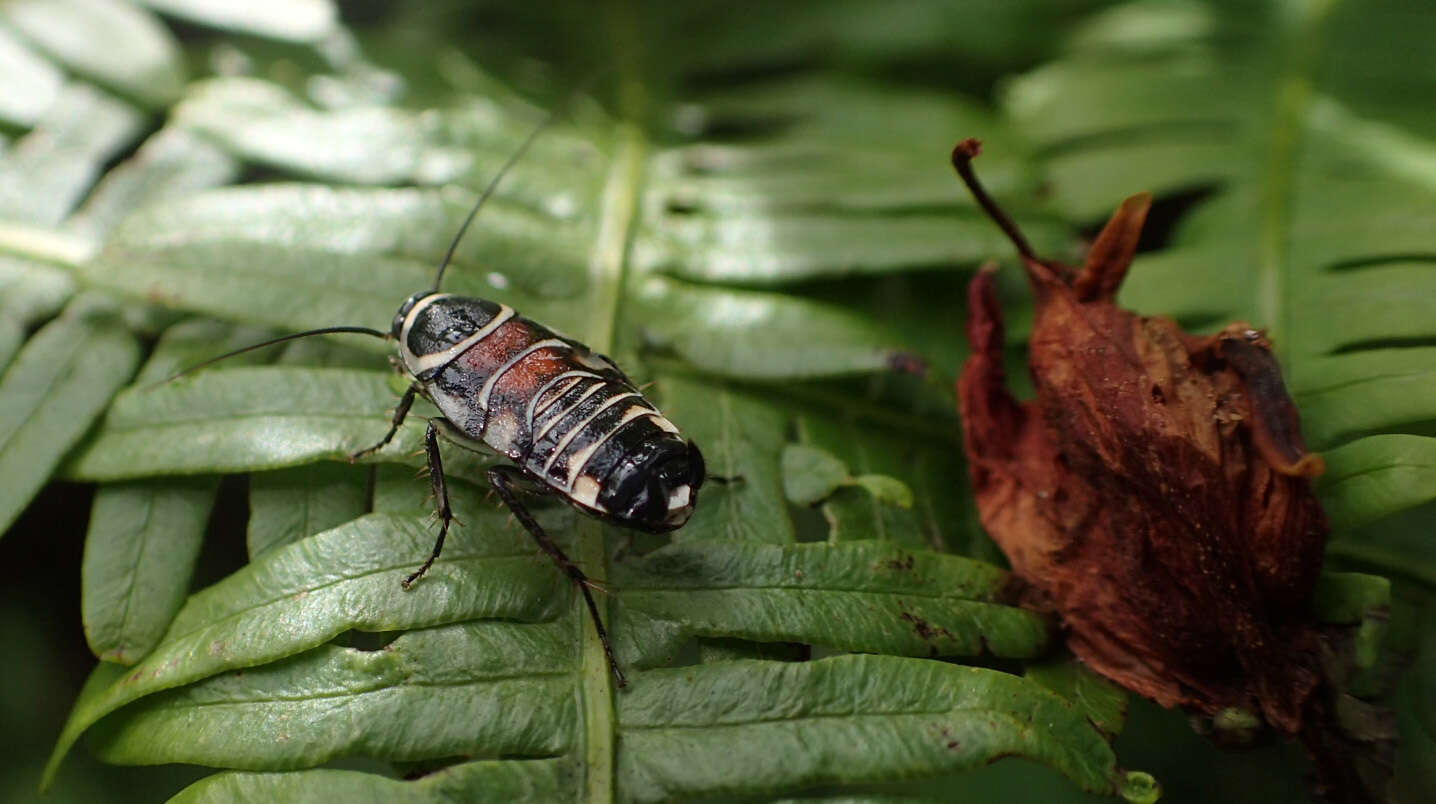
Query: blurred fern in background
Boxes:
[{"xmin": 0, "ymin": 1, "xmax": 1432, "ymax": 802}]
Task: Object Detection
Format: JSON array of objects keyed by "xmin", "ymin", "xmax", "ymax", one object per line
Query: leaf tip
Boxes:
[
  {"xmin": 39, "ymin": 748, "xmax": 66, "ymax": 793},
  {"xmin": 1119, "ymin": 770, "xmax": 1161, "ymax": 804}
]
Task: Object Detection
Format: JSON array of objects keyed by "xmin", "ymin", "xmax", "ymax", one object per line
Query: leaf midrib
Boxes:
[
  {"xmin": 170, "ymin": 545, "xmax": 547, "ymax": 643},
  {"xmin": 111, "ymin": 484, "xmax": 160, "ymax": 656},
  {"xmin": 1295, "ymin": 366, "xmax": 1434, "ymax": 396},
  {"xmin": 621, "ymin": 583, "xmax": 1002, "ymax": 600},
  {"xmin": 577, "ymin": 96, "xmax": 650, "ymax": 804},
  {"xmin": 144, "ymin": 671, "xmax": 578, "ymax": 710},
  {"xmin": 1324, "ymin": 458, "xmax": 1436, "ymax": 483},
  {"xmin": 621, "ymin": 706, "xmax": 1022, "ymax": 731},
  {"xmin": 0, "ymin": 317, "xmax": 89, "ymax": 454}
]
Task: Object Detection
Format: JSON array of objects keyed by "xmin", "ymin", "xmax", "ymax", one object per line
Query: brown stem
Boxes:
[{"xmin": 951, "ymin": 138, "xmax": 1039, "ymax": 263}]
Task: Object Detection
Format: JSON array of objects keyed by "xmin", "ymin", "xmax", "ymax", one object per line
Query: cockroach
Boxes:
[{"xmin": 171, "ymin": 109, "xmax": 707, "ymax": 688}]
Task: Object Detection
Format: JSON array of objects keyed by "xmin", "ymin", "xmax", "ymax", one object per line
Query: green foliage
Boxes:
[
  {"xmin": 781, "ymin": 443, "xmax": 914, "ymax": 509},
  {"xmin": 81, "ymin": 476, "xmax": 215, "ymax": 664},
  {"xmin": 1, "ymin": 1, "xmax": 1434, "ymax": 802},
  {"xmin": 0, "ymin": 299, "xmax": 139, "ymax": 533}
]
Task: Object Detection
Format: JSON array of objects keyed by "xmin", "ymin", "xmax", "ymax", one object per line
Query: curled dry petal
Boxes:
[{"xmin": 951, "ymin": 140, "xmax": 1329, "ymax": 737}]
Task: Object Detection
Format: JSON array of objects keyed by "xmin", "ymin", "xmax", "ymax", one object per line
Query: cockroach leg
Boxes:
[
  {"xmin": 351, "ymin": 382, "xmax": 420, "ymax": 461},
  {"xmin": 402, "ymin": 420, "xmax": 454, "ymax": 588},
  {"xmin": 488, "ymin": 464, "xmax": 626, "ymax": 688}
]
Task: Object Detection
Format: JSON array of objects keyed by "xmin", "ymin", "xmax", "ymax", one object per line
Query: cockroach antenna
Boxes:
[
  {"xmin": 151, "ymin": 325, "xmax": 390, "ymax": 387},
  {"xmin": 431, "ymin": 66, "xmax": 613, "ymax": 293},
  {"xmin": 429, "ymin": 102, "xmax": 560, "ymax": 294}
]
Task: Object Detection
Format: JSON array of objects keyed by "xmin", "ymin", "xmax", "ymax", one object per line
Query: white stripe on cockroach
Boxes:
[{"xmin": 165, "ymin": 99, "xmax": 709, "ymax": 688}]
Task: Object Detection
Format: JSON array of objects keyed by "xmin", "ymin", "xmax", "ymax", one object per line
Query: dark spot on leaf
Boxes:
[
  {"xmin": 899, "ymin": 610, "xmax": 936, "ymax": 640},
  {"xmin": 935, "ymin": 725, "xmax": 961, "ymax": 751},
  {"xmin": 666, "ymin": 197, "xmax": 699, "ymax": 215},
  {"xmin": 899, "ymin": 609, "xmax": 955, "ymax": 644},
  {"xmin": 883, "ymin": 554, "xmax": 916, "ymax": 571}
]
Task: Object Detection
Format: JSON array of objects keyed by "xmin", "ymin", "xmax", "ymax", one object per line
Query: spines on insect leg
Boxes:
[{"xmin": 401, "ymin": 421, "xmax": 455, "ymax": 589}]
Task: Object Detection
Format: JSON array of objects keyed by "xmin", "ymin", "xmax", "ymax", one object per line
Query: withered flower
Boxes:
[{"xmin": 950, "ymin": 139, "xmax": 1330, "ymax": 740}]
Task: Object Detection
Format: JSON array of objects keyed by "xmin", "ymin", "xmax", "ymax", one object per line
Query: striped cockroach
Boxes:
[{"xmin": 173, "ymin": 109, "xmax": 706, "ymax": 687}]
